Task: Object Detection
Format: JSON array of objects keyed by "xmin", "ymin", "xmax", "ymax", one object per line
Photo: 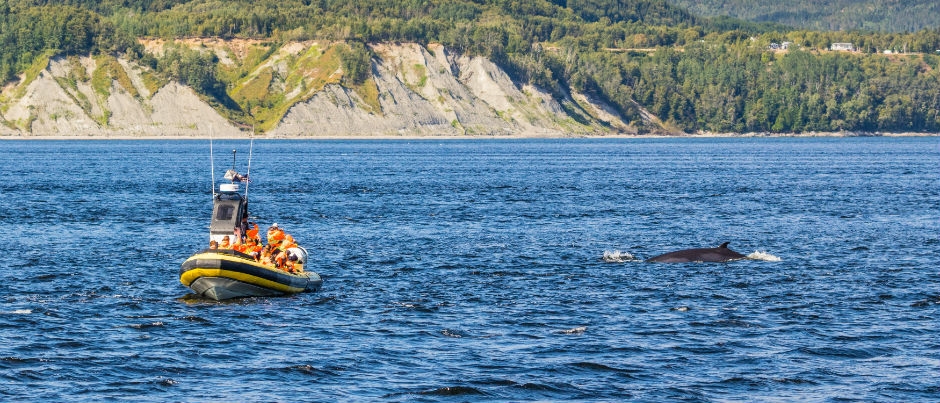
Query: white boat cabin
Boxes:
[{"xmin": 210, "ymin": 183, "xmax": 247, "ymax": 245}]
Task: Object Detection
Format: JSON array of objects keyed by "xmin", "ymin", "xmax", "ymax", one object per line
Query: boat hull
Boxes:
[{"xmin": 180, "ymin": 249, "xmax": 322, "ymax": 300}]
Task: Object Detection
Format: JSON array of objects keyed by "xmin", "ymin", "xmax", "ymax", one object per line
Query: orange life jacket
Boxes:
[
  {"xmin": 251, "ymin": 245, "xmax": 262, "ymax": 260},
  {"xmin": 267, "ymin": 228, "xmax": 285, "ymax": 246},
  {"xmin": 246, "ymin": 224, "xmax": 259, "ymax": 240},
  {"xmin": 274, "ymin": 250, "xmax": 288, "ymax": 270},
  {"xmin": 281, "ymin": 234, "xmax": 298, "ymax": 250}
]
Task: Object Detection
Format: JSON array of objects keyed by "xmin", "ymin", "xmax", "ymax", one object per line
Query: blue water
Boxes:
[{"xmin": 1, "ymin": 137, "xmax": 938, "ymax": 402}]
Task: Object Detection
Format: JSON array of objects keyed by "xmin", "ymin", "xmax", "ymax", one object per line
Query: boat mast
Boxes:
[
  {"xmin": 209, "ymin": 126, "xmax": 216, "ymax": 200},
  {"xmin": 245, "ymin": 129, "xmax": 254, "ymax": 203}
]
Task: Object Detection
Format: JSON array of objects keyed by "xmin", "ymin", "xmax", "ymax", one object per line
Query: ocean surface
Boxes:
[{"xmin": 1, "ymin": 137, "xmax": 938, "ymax": 402}]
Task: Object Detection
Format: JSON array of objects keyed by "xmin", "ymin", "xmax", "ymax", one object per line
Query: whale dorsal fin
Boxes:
[{"xmin": 718, "ymin": 242, "xmax": 730, "ymax": 248}]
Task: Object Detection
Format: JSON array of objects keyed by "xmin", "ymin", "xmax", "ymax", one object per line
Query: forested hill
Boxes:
[
  {"xmin": 2, "ymin": 0, "xmax": 940, "ymax": 135},
  {"xmin": 669, "ymin": 0, "xmax": 940, "ymax": 33}
]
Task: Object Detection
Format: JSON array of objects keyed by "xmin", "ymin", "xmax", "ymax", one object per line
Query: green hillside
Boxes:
[
  {"xmin": 2, "ymin": 0, "xmax": 940, "ymax": 133},
  {"xmin": 669, "ymin": 0, "xmax": 940, "ymax": 33}
]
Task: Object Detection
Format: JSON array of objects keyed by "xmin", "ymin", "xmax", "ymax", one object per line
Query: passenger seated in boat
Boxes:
[
  {"xmin": 245, "ymin": 237, "xmax": 262, "ymax": 261},
  {"xmin": 219, "ymin": 235, "xmax": 232, "ymax": 249},
  {"xmin": 281, "ymin": 234, "xmax": 298, "ymax": 251},
  {"xmin": 209, "ymin": 240, "xmax": 219, "ymax": 250},
  {"xmin": 267, "ymin": 224, "xmax": 285, "ymax": 248},
  {"xmin": 260, "ymin": 244, "xmax": 277, "ymax": 266},
  {"xmin": 260, "ymin": 245, "xmax": 296, "ymax": 273},
  {"xmin": 233, "ymin": 237, "xmax": 247, "ymax": 253},
  {"xmin": 274, "ymin": 248, "xmax": 289, "ymax": 270},
  {"xmin": 234, "ymin": 236, "xmax": 260, "ymax": 259},
  {"xmin": 245, "ymin": 222, "xmax": 260, "ymax": 243},
  {"xmin": 274, "ymin": 249, "xmax": 303, "ymax": 274},
  {"xmin": 287, "ymin": 250, "xmax": 305, "ymax": 274}
]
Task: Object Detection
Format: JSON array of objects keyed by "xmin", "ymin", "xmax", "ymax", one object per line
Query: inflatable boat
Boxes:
[
  {"xmin": 180, "ymin": 147, "xmax": 323, "ymax": 300},
  {"xmin": 180, "ymin": 248, "xmax": 322, "ymax": 300}
]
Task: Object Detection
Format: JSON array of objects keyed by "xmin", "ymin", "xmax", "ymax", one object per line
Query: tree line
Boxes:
[
  {"xmin": 670, "ymin": 0, "xmax": 940, "ymax": 33},
  {"xmin": 2, "ymin": 0, "xmax": 939, "ymax": 133}
]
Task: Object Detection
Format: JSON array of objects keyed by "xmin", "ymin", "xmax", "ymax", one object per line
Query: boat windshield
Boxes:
[{"xmin": 215, "ymin": 204, "xmax": 235, "ymax": 220}]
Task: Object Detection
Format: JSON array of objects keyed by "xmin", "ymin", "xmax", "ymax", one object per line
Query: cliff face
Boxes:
[
  {"xmin": 0, "ymin": 41, "xmax": 638, "ymax": 138},
  {"xmin": 0, "ymin": 55, "xmax": 242, "ymax": 137}
]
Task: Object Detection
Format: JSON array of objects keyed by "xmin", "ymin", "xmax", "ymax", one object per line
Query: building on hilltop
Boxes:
[{"xmin": 831, "ymin": 43, "xmax": 855, "ymax": 52}]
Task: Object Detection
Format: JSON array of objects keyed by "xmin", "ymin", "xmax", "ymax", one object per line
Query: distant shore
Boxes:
[{"xmin": 0, "ymin": 131, "xmax": 936, "ymax": 140}]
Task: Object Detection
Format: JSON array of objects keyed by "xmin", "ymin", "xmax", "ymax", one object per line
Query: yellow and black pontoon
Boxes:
[{"xmin": 180, "ymin": 247, "xmax": 322, "ymax": 301}]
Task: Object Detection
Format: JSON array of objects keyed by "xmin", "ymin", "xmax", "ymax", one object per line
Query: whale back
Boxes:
[{"xmin": 646, "ymin": 242, "xmax": 746, "ymax": 263}]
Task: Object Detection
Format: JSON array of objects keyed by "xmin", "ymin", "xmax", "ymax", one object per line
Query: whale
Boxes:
[{"xmin": 646, "ymin": 242, "xmax": 747, "ymax": 263}]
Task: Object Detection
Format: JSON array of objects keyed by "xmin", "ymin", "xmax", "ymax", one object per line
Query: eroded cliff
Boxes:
[{"xmin": 0, "ymin": 40, "xmax": 642, "ymax": 138}]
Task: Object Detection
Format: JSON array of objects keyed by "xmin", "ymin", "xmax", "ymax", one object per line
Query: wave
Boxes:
[
  {"xmin": 602, "ymin": 250, "xmax": 637, "ymax": 263},
  {"xmin": 129, "ymin": 321, "xmax": 165, "ymax": 329},
  {"xmin": 418, "ymin": 386, "xmax": 486, "ymax": 396},
  {"xmin": 441, "ymin": 328, "xmax": 465, "ymax": 338},
  {"xmin": 747, "ymin": 251, "xmax": 782, "ymax": 261},
  {"xmin": 558, "ymin": 326, "xmax": 587, "ymax": 335}
]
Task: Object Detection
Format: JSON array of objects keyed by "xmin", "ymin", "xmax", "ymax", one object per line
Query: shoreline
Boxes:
[{"xmin": 0, "ymin": 131, "xmax": 937, "ymax": 140}]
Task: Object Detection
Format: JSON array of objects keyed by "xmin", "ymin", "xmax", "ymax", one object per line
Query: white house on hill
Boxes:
[{"xmin": 831, "ymin": 43, "xmax": 855, "ymax": 51}]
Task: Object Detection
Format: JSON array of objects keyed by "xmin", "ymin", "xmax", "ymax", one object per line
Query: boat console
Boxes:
[{"xmin": 209, "ymin": 183, "xmax": 247, "ymax": 244}]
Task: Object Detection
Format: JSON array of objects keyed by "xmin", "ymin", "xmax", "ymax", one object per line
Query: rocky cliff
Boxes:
[{"xmin": 0, "ymin": 40, "xmax": 641, "ymax": 138}]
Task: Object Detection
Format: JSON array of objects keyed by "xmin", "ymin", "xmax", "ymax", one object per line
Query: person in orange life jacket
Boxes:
[
  {"xmin": 267, "ymin": 223, "xmax": 285, "ymax": 248},
  {"xmin": 219, "ymin": 235, "xmax": 232, "ymax": 249},
  {"xmin": 237, "ymin": 215, "xmax": 257, "ymax": 244},
  {"xmin": 260, "ymin": 244, "xmax": 277, "ymax": 267},
  {"xmin": 281, "ymin": 234, "xmax": 298, "ymax": 251},
  {"xmin": 245, "ymin": 222, "xmax": 260, "ymax": 241},
  {"xmin": 274, "ymin": 247, "xmax": 302, "ymax": 273},
  {"xmin": 269, "ymin": 245, "xmax": 285, "ymax": 269},
  {"xmin": 246, "ymin": 237, "xmax": 263, "ymax": 261},
  {"xmin": 232, "ymin": 223, "xmax": 259, "ymax": 255},
  {"xmin": 286, "ymin": 249, "xmax": 304, "ymax": 274},
  {"xmin": 274, "ymin": 248, "xmax": 290, "ymax": 271},
  {"xmin": 233, "ymin": 235, "xmax": 249, "ymax": 254}
]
